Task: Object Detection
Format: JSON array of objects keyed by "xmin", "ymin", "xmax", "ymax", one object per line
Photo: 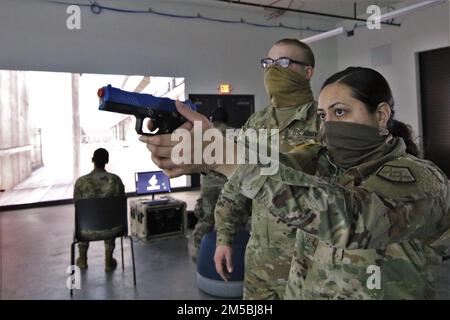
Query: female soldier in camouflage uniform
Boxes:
[{"xmin": 218, "ymin": 67, "xmax": 450, "ymax": 299}]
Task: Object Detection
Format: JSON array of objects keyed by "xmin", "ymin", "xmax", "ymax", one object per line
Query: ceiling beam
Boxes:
[{"xmin": 213, "ymin": 0, "xmax": 401, "ymax": 26}]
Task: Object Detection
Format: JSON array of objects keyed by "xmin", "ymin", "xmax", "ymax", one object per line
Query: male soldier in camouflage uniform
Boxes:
[
  {"xmin": 138, "ymin": 39, "xmax": 319, "ymax": 299},
  {"xmin": 214, "ymin": 39, "xmax": 320, "ymax": 299},
  {"xmin": 188, "ymin": 108, "xmax": 250, "ymax": 261},
  {"xmin": 218, "ymin": 67, "xmax": 450, "ymax": 299},
  {"xmin": 74, "ymin": 148, "xmax": 125, "ymax": 272}
]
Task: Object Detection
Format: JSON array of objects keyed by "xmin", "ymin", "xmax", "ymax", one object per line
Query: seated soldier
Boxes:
[{"xmin": 74, "ymin": 148, "xmax": 125, "ymax": 272}]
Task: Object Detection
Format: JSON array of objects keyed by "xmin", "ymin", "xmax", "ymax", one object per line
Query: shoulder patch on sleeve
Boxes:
[{"xmin": 376, "ymin": 165, "xmax": 416, "ymax": 183}]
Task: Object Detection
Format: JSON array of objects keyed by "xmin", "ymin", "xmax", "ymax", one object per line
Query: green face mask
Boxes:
[
  {"xmin": 321, "ymin": 121, "xmax": 389, "ymax": 169},
  {"xmin": 264, "ymin": 65, "xmax": 313, "ymax": 108}
]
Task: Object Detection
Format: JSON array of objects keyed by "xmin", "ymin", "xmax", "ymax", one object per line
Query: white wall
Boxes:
[
  {"xmin": 1, "ymin": 0, "xmax": 447, "ymax": 127},
  {"xmin": 0, "ymin": 0, "xmax": 337, "ymax": 111},
  {"xmin": 336, "ymin": 0, "xmax": 450, "ymax": 142}
]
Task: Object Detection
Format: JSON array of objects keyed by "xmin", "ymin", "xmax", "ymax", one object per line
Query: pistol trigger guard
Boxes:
[
  {"xmin": 135, "ymin": 116, "xmax": 160, "ymax": 136},
  {"xmin": 135, "ymin": 117, "xmax": 145, "ymax": 135}
]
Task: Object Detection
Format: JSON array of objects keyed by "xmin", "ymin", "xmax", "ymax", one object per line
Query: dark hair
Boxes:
[
  {"xmin": 92, "ymin": 148, "xmax": 109, "ymax": 168},
  {"xmin": 210, "ymin": 107, "xmax": 228, "ymax": 123},
  {"xmin": 274, "ymin": 38, "xmax": 315, "ymax": 68},
  {"xmin": 321, "ymin": 67, "xmax": 419, "ymax": 157}
]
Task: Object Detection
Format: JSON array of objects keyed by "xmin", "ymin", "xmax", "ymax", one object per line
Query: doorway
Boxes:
[{"xmin": 419, "ymin": 46, "xmax": 450, "ymax": 177}]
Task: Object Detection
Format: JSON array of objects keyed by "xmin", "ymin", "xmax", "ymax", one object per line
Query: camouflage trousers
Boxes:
[
  {"xmin": 188, "ymin": 208, "xmax": 249, "ymax": 262},
  {"xmin": 77, "ymin": 227, "xmax": 122, "ymax": 255},
  {"xmin": 243, "ymin": 245, "xmax": 293, "ymax": 300},
  {"xmin": 78, "ymin": 239, "xmax": 116, "ymax": 254},
  {"xmin": 188, "ymin": 219, "xmax": 214, "ymax": 262}
]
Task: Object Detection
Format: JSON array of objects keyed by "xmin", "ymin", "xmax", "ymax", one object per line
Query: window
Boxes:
[{"xmin": 0, "ymin": 70, "xmax": 190, "ymax": 206}]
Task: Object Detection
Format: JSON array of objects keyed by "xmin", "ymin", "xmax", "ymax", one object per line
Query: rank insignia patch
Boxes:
[{"xmin": 376, "ymin": 165, "xmax": 416, "ymax": 183}]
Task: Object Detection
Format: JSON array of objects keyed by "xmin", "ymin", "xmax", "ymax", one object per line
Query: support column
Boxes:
[{"xmin": 71, "ymin": 73, "xmax": 81, "ymax": 181}]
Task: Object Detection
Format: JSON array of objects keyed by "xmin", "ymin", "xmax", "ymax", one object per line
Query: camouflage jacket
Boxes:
[
  {"xmin": 215, "ymin": 100, "xmax": 320, "ymax": 247},
  {"xmin": 74, "ymin": 168, "xmax": 124, "ymax": 200},
  {"xmin": 227, "ymin": 137, "xmax": 450, "ymax": 299},
  {"xmin": 196, "ymin": 121, "xmax": 233, "ymax": 222}
]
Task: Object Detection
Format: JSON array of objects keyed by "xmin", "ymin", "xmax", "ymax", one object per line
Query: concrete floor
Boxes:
[
  {"xmin": 1, "ymin": 198, "xmax": 450, "ymax": 300},
  {"xmin": 0, "ymin": 197, "xmax": 219, "ymax": 300}
]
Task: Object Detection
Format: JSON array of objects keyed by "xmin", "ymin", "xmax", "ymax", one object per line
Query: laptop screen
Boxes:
[{"xmin": 135, "ymin": 171, "xmax": 171, "ymax": 195}]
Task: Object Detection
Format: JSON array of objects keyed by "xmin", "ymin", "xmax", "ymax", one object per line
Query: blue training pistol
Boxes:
[{"xmin": 97, "ymin": 84, "xmax": 197, "ymax": 136}]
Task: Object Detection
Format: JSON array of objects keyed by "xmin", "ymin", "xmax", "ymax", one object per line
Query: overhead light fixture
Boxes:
[
  {"xmin": 300, "ymin": 0, "xmax": 446, "ymax": 44},
  {"xmin": 379, "ymin": 0, "xmax": 446, "ymax": 21},
  {"xmin": 301, "ymin": 27, "xmax": 345, "ymax": 44}
]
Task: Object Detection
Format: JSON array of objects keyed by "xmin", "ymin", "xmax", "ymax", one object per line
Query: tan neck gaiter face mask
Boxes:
[{"xmin": 264, "ymin": 65, "xmax": 314, "ymax": 108}]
